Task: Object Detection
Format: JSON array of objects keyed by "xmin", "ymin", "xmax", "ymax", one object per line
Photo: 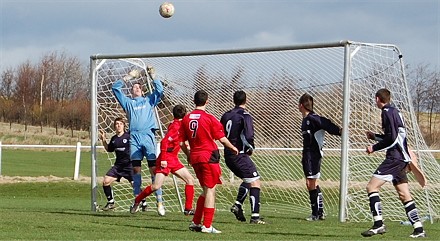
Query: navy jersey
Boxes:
[
  {"xmin": 372, "ymin": 103, "xmax": 411, "ymax": 162},
  {"xmin": 301, "ymin": 112, "xmax": 341, "ymax": 159},
  {"xmin": 107, "ymin": 132, "xmax": 131, "ymax": 166},
  {"xmin": 220, "ymin": 107, "xmax": 255, "ymax": 156}
]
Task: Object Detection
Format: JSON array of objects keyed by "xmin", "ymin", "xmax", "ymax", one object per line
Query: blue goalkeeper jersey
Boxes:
[{"xmin": 112, "ymin": 79, "xmax": 163, "ymax": 132}]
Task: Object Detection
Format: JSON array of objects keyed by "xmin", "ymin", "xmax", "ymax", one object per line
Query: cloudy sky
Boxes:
[{"xmin": 1, "ymin": 0, "xmax": 439, "ymax": 72}]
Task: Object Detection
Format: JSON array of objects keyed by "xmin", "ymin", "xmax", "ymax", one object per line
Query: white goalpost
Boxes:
[{"xmin": 89, "ymin": 40, "xmax": 440, "ymax": 222}]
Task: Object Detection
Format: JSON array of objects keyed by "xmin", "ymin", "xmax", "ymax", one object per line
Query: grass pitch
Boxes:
[{"xmin": 0, "ymin": 181, "xmax": 439, "ymax": 240}]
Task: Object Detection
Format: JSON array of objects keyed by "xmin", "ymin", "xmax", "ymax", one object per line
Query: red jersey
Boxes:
[
  {"xmin": 159, "ymin": 119, "xmax": 182, "ymax": 162},
  {"xmin": 180, "ymin": 109, "xmax": 225, "ymax": 164}
]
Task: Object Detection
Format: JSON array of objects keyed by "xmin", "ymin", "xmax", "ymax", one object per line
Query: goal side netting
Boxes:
[{"xmin": 90, "ymin": 40, "xmax": 440, "ymax": 222}]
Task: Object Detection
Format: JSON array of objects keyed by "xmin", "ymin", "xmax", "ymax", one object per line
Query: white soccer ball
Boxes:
[{"xmin": 159, "ymin": 2, "xmax": 174, "ymax": 18}]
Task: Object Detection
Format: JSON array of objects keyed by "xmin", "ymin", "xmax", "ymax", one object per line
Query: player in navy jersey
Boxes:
[
  {"xmin": 298, "ymin": 93, "xmax": 341, "ymax": 221},
  {"xmin": 361, "ymin": 89, "xmax": 426, "ymax": 238},
  {"xmin": 112, "ymin": 66, "xmax": 165, "ymax": 215},
  {"xmin": 181, "ymin": 90, "xmax": 238, "ymax": 234},
  {"xmin": 220, "ymin": 90, "xmax": 265, "ymax": 224},
  {"xmin": 99, "ymin": 117, "xmax": 132, "ymax": 211}
]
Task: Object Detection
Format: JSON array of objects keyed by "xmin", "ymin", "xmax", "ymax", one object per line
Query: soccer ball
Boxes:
[{"xmin": 159, "ymin": 2, "xmax": 174, "ymax": 18}]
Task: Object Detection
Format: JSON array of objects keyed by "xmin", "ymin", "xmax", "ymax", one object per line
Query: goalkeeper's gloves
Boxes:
[
  {"xmin": 123, "ymin": 69, "xmax": 141, "ymax": 81},
  {"xmin": 147, "ymin": 65, "xmax": 156, "ymax": 80}
]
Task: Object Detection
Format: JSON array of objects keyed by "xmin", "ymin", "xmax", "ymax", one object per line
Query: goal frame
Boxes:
[{"xmin": 89, "ymin": 40, "xmax": 434, "ymax": 222}]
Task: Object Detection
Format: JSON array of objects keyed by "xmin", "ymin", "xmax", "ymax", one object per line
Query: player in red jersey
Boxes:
[
  {"xmin": 181, "ymin": 90, "xmax": 238, "ymax": 234},
  {"xmin": 129, "ymin": 104, "xmax": 195, "ymax": 216}
]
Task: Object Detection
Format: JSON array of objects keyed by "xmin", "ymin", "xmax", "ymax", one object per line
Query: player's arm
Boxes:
[
  {"xmin": 219, "ymin": 137, "xmax": 239, "ymax": 155},
  {"xmin": 372, "ymin": 112, "xmax": 395, "ymax": 152},
  {"xmin": 111, "ymin": 79, "xmax": 129, "ymax": 110},
  {"xmin": 243, "ymin": 114, "xmax": 255, "ymax": 154},
  {"xmin": 146, "ymin": 66, "xmax": 164, "ymax": 106},
  {"xmin": 99, "ymin": 130, "xmax": 109, "ymax": 151},
  {"xmin": 320, "ymin": 116, "xmax": 342, "ymax": 136}
]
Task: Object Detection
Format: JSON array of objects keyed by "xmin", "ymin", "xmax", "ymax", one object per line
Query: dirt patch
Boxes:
[{"xmin": 0, "ymin": 175, "xmax": 94, "ymax": 184}]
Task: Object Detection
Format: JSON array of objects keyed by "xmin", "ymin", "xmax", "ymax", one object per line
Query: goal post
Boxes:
[{"xmin": 89, "ymin": 40, "xmax": 440, "ymax": 222}]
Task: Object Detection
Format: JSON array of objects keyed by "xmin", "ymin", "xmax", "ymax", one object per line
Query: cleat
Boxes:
[
  {"xmin": 361, "ymin": 225, "xmax": 386, "ymax": 237},
  {"xmin": 409, "ymin": 230, "xmax": 426, "ymax": 238},
  {"xmin": 201, "ymin": 225, "xmax": 222, "ymax": 234},
  {"xmin": 102, "ymin": 202, "xmax": 115, "ymax": 211},
  {"xmin": 230, "ymin": 204, "xmax": 246, "ymax": 222},
  {"xmin": 250, "ymin": 218, "xmax": 266, "ymax": 224},
  {"xmin": 141, "ymin": 200, "xmax": 148, "ymax": 212},
  {"xmin": 157, "ymin": 202, "xmax": 165, "ymax": 216},
  {"xmin": 188, "ymin": 222, "xmax": 202, "ymax": 232},
  {"xmin": 184, "ymin": 209, "xmax": 195, "ymax": 216},
  {"xmin": 318, "ymin": 213, "xmax": 325, "ymax": 220},
  {"xmin": 305, "ymin": 215, "xmax": 319, "ymax": 221},
  {"xmin": 129, "ymin": 202, "xmax": 139, "ymax": 214}
]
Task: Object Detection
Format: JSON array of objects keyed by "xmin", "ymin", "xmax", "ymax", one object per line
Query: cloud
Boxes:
[{"xmin": 1, "ymin": 0, "xmax": 438, "ymax": 72}]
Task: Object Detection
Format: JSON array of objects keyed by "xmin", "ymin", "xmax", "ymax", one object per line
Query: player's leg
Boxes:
[
  {"xmin": 145, "ymin": 135, "xmax": 164, "ymax": 215},
  {"xmin": 248, "ymin": 178, "xmax": 265, "ymax": 224},
  {"xmin": 238, "ymin": 156, "xmax": 264, "ymax": 224},
  {"xmin": 130, "ymin": 137, "xmax": 144, "ymax": 198},
  {"xmin": 225, "ymin": 156, "xmax": 248, "ymax": 222},
  {"xmin": 361, "ymin": 176, "xmax": 387, "ymax": 237},
  {"xmin": 102, "ymin": 174, "xmax": 117, "ymax": 211},
  {"xmin": 131, "ymin": 160, "xmax": 146, "ymax": 211},
  {"xmin": 395, "ymin": 174, "xmax": 426, "ymax": 237},
  {"xmin": 189, "ymin": 163, "xmax": 205, "ymax": 232},
  {"xmin": 174, "ymin": 167, "xmax": 195, "ymax": 215},
  {"xmin": 317, "ymin": 184, "xmax": 324, "ymax": 219},
  {"xmin": 306, "ymin": 177, "xmax": 320, "ymax": 220},
  {"xmin": 148, "ymin": 163, "xmax": 165, "ymax": 215},
  {"xmin": 200, "ymin": 163, "xmax": 222, "ymax": 234}
]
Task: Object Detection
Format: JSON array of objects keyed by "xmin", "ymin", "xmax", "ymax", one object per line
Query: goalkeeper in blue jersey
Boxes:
[
  {"xmin": 112, "ymin": 66, "xmax": 165, "ymax": 215},
  {"xmin": 220, "ymin": 90, "xmax": 266, "ymax": 224},
  {"xmin": 298, "ymin": 93, "xmax": 341, "ymax": 221}
]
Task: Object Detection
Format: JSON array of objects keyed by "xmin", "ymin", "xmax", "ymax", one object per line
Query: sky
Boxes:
[{"xmin": 1, "ymin": 0, "xmax": 439, "ymax": 73}]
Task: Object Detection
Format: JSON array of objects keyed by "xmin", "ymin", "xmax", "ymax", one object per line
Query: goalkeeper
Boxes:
[
  {"xmin": 220, "ymin": 90, "xmax": 266, "ymax": 224},
  {"xmin": 298, "ymin": 93, "xmax": 341, "ymax": 221},
  {"xmin": 112, "ymin": 66, "xmax": 165, "ymax": 215},
  {"xmin": 130, "ymin": 104, "xmax": 195, "ymax": 216}
]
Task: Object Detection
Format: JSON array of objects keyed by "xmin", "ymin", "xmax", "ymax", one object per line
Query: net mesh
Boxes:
[{"xmin": 91, "ymin": 42, "xmax": 440, "ymax": 222}]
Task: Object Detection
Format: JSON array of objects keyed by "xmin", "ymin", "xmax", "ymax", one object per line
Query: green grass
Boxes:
[
  {"xmin": 0, "ymin": 182, "xmax": 439, "ymax": 240},
  {"xmin": 1, "ymin": 150, "xmax": 439, "ymax": 240}
]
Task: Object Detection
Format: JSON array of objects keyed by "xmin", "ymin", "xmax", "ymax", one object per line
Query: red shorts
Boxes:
[
  {"xmin": 155, "ymin": 157, "xmax": 184, "ymax": 176},
  {"xmin": 192, "ymin": 162, "xmax": 222, "ymax": 188}
]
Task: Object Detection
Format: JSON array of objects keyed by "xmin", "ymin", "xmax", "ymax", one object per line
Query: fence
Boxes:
[
  {"xmin": 0, "ymin": 142, "xmax": 103, "ymax": 179},
  {"xmin": 0, "ymin": 143, "xmax": 438, "ymax": 180}
]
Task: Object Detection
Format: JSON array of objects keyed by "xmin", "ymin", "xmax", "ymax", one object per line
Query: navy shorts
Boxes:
[
  {"xmin": 374, "ymin": 158, "xmax": 408, "ymax": 185},
  {"xmin": 225, "ymin": 154, "xmax": 260, "ymax": 182},
  {"xmin": 106, "ymin": 164, "xmax": 134, "ymax": 182},
  {"xmin": 301, "ymin": 152, "xmax": 322, "ymax": 178}
]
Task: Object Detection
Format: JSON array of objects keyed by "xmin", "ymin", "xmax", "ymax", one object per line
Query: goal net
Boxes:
[{"xmin": 90, "ymin": 41, "xmax": 440, "ymax": 222}]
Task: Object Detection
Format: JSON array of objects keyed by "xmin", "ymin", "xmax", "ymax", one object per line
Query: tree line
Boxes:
[
  {"xmin": 0, "ymin": 51, "xmax": 89, "ymax": 135},
  {"xmin": 0, "ymin": 51, "xmax": 439, "ymax": 146}
]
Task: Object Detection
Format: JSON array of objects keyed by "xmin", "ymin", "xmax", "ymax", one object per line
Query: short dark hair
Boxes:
[
  {"xmin": 172, "ymin": 104, "xmax": 187, "ymax": 119},
  {"xmin": 233, "ymin": 90, "xmax": 247, "ymax": 106},
  {"xmin": 375, "ymin": 88, "xmax": 391, "ymax": 103},
  {"xmin": 194, "ymin": 90, "xmax": 208, "ymax": 106},
  {"xmin": 299, "ymin": 93, "xmax": 314, "ymax": 112}
]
